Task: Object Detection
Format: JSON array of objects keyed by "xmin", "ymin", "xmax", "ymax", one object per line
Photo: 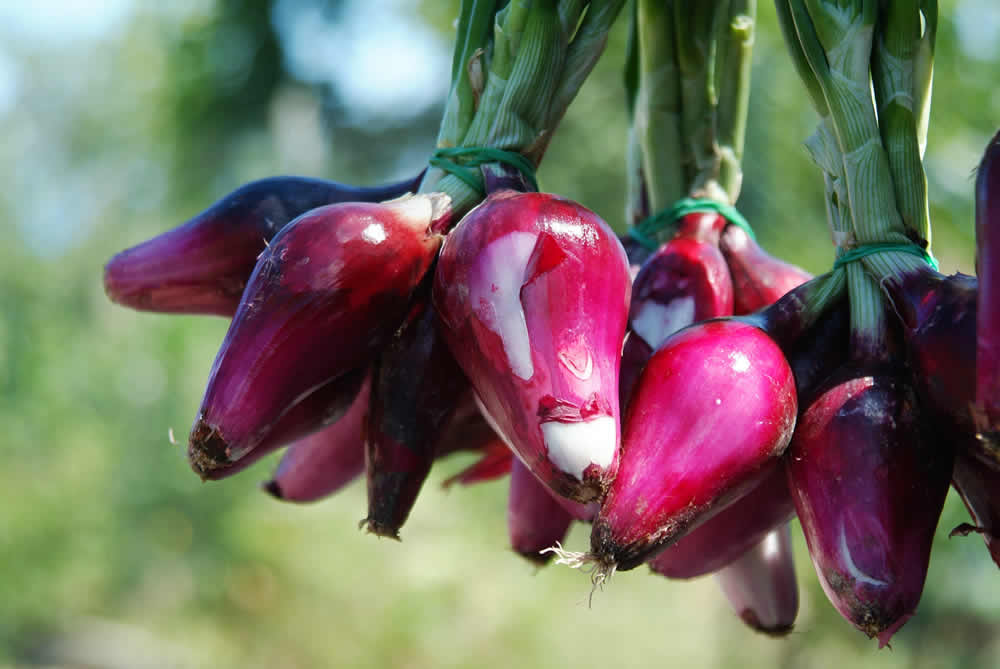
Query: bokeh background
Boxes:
[{"xmin": 2, "ymin": 1, "xmax": 999, "ymax": 667}]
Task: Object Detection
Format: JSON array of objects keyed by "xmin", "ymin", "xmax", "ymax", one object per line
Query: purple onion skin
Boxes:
[
  {"xmin": 715, "ymin": 524, "xmax": 799, "ymax": 637},
  {"xmin": 883, "ymin": 269, "xmax": 977, "ymax": 433},
  {"xmin": 103, "ymin": 173, "xmax": 423, "ymax": 317},
  {"xmin": 434, "ymin": 190, "xmax": 631, "ymax": 503},
  {"xmin": 441, "ymin": 440, "xmax": 513, "ymax": 488},
  {"xmin": 508, "ymin": 459, "xmax": 575, "ymax": 565},
  {"xmin": 188, "ymin": 195, "xmax": 446, "ymax": 475},
  {"xmin": 363, "ymin": 299, "xmax": 468, "ymax": 539},
  {"xmin": 593, "ymin": 319, "xmax": 797, "ymax": 571},
  {"xmin": 648, "ymin": 464, "xmax": 794, "ymax": 579},
  {"xmin": 195, "ymin": 367, "xmax": 366, "ymax": 480},
  {"xmin": 786, "ymin": 366, "xmax": 952, "ymax": 646},
  {"xmin": 719, "ymin": 224, "xmax": 813, "ymax": 315},
  {"xmin": 977, "ymin": 131, "xmax": 1000, "ymax": 442},
  {"xmin": 620, "ymin": 215, "xmax": 734, "ymax": 408},
  {"xmin": 951, "ymin": 451, "xmax": 1000, "ymax": 568},
  {"xmin": 262, "ymin": 372, "xmax": 372, "ymax": 502},
  {"xmin": 434, "ymin": 390, "xmax": 501, "ymax": 457}
]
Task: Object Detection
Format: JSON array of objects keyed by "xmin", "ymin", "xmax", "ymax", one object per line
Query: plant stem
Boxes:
[{"xmin": 715, "ymin": 0, "xmax": 756, "ymax": 203}]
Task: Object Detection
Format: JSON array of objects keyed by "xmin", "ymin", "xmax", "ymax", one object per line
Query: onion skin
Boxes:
[
  {"xmin": 950, "ymin": 451, "xmax": 1000, "ymax": 568},
  {"xmin": 508, "ymin": 459, "xmax": 575, "ymax": 565},
  {"xmin": 262, "ymin": 373, "xmax": 372, "ymax": 502},
  {"xmin": 620, "ymin": 214, "xmax": 734, "ymax": 408},
  {"xmin": 103, "ymin": 173, "xmax": 423, "ymax": 317},
  {"xmin": 719, "ymin": 224, "xmax": 812, "ymax": 315},
  {"xmin": 715, "ymin": 524, "xmax": 799, "ymax": 637},
  {"xmin": 363, "ymin": 299, "xmax": 468, "ymax": 539},
  {"xmin": 647, "ymin": 464, "xmax": 794, "ymax": 579},
  {"xmin": 786, "ymin": 365, "xmax": 952, "ymax": 646},
  {"xmin": 977, "ymin": 130, "xmax": 1000, "ymax": 443},
  {"xmin": 592, "ymin": 319, "xmax": 797, "ymax": 571},
  {"xmin": 188, "ymin": 194, "xmax": 447, "ymax": 475},
  {"xmin": 433, "ymin": 190, "xmax": 631, "ymax": 503},
  {"xmin": 195, "ymin": 367, "xmax": 366, "ymax": 480}
]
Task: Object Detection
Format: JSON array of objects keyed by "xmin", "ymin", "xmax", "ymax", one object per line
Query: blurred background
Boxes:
[{"xmin": 2, "ymin": 0, "xmax": 999, "ymax": 667}]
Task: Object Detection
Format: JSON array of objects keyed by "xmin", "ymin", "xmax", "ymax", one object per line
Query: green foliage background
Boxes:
[{"xmin": 2, "ymin": 1, "xmax": 998, "ymax": 667}]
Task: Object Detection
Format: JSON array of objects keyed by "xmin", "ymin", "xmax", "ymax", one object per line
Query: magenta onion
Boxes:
[
  {"xmin": 188, "ymin": 194, "xmax": 448, "ymax": 474},
  {"xmin": 434, "ymin": 190, "xmax": 631, "ymax": 503},
  {"xmin": 103, "ymin": 174, "xmax": 423, "ymax": 316},
  {"xmin": 441, "ymin": 440, "xmax": 513, "ymax": 488},
  {"xmin": 363, "ymin": 299, "xmax": 468, "ymax": 539},
  {"xmin": 719, "ymin": 224, "xmax": 812, "ymax": 315},
  {"xmin": 786, "ymin": 366, "xmax": 952, "ymax": 646},
  {"xmin": 262, "ymin": 372, "xmax": 372, "ymax": 502},
  {"xmin": 715, "ymin": 524, "xmax": 799, "ymax": 637},
  {"xmin": 508, "ymin": 459, "xmax": 575, "ymax": 564},
  {"xmin": 592, "ymin": 318, "xmax": 796, "ymax": 571}
]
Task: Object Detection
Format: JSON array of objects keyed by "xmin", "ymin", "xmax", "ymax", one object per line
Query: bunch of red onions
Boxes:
[{"xmin": 101, "ymin": 0, "xmax": 999, "ymax": 650}]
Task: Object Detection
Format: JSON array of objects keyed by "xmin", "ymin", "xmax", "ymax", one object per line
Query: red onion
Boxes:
[
  {"xmin": 620, "ymin": 213, "xmax": 733, "ymax": 405},
  {"xmin": 188, "ymin": 194, "xmax": 448, "ymax": 475},
  {"xmin": 508, "ymin": 459, "xmax": 575, "ymax": 565},
  {"xmin": 434, "ymin": 190, "xmax": 631, "ymax": 503},
  {"xmin": 977, "ymin": 130, "xmax": 1000, "ymax": 443},
  {"xmin": 262, "ymin": 373, "xmax": 372, "ymax": 502},
  {"xmin": 715, "ymin": 524, "xmax": 799, "ymax": 636},
  {"xmin": 103, "ymin": 174, "xmax": 423, "ymax": 316},
  {"xmin": 441, "ymin": 441, "xmax": 513, "ymax": 488},
  {"xmin": 591, "ymin": 318, "xmax": 797, "ymax": 571},
  {"xmin": 719, "ymin": 224, "xmax": 812, "ymax": 314},
  {"xmin": 363, "ymin": 299, "xmax": 468, "ymax": 539},
  {"xmin": 647, "ymin": 464, "xmax": 794, "ymax": 579},
  {"xmin": 786, "ymin": 364, "xmax": 952, "ymax": 646}
]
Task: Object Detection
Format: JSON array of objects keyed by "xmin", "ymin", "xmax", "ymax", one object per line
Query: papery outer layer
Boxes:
[
  {"xmin": 507, "ymin": 459, "xmax": 575, "ymax": 564},
  {"xmin": 103, "ymin": 174, "xmax": 423, "ymax": 316},
  {"xmin": 364, "ymin": 298, "xmax": 468, "ymax": 539},
  {"xmin": 593, "ymin": 319, "xmax": 797, "ymax": 570},
  {"xmin": 715, "ymin": 524, "xmax": 799, "ymax": 636},
  {"xmin": 434, "ymin": 190, "xmax": 631, "ymax": 503},
  {"xmin": 189, "ymin": 194, "xmax": 446, "ymax": 473},
  {"xmin": 263, "ymin": 372, "xmax": 372, "ymax": 502},
  {"xmin": 648, "ymin": 464, "xmax": 794, "ymax": 579},
  {"xmin": 786, "ymin": 366, "xmax": 952, "ymax": 645}
]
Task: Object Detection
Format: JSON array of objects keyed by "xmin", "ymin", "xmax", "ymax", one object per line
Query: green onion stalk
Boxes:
[
  {"xmin": 778, "ymin": 0, "xmax": 938, "ymax": 359},
  {"xmin": 624, "ymin": 0, "xmax": 755, "ymax": 254},
  {"xmin": 418, "ymin": 0, "xmax": 626, "ymax": 221}
]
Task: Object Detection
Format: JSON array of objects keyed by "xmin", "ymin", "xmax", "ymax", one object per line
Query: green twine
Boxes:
[
  {"xmin": 429, "ymin": 147, "xmax": 539, "ymax": 196},
  {"xmin": 628, "ymin": 197, "xmax": 755, "ymax": 251},
  {"xmin": 833, "ymin": 242, "xmax": 939, "ymax": 271}
]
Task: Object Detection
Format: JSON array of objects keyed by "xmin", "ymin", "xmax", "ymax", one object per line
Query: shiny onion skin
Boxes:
[
  {"xmin": 263, "ymin": 372, "xmax": 372, "ymax": 502},
  {"xmin": 786, "ymin": 365, "xmax": 952, "ymax": 646},
  {"xmin": 977, "ymin": 131, "xmax": 1000, "ymax": 443},
  {"xmin": 593, "ymin": 319, "xmax": 797, "ymax": 571},
  {"xmin": 507, "ymin": 459, "xmax": 575, "ymax": 565},
  {"xmin": 103, "ymin": 173, "xmax": 423, "ymax": 316},
  {"xmin": 620, "ymin": 213, "xmax": 733, "ymax": 407},
  {"xmin": 434, "ymin": 190, "xmax": 631, "ymax": 503},
  {"xmin": 647, "ymin": 464, "xmax": 794, "ymax": 579},
  {"xmin": 719, "ymin": 224, "xmax": 812, "ymax": 315},
  {"xmin": 715, "ymin": 524, "xmax": 799, "ymax": 637},
  {"xmin": 188, "ymin": 194, "xmax": 447, "ymax": 475},
  {"xmin": 363, "ymin": 298, "xmax": 468, "ymax": 539}
]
